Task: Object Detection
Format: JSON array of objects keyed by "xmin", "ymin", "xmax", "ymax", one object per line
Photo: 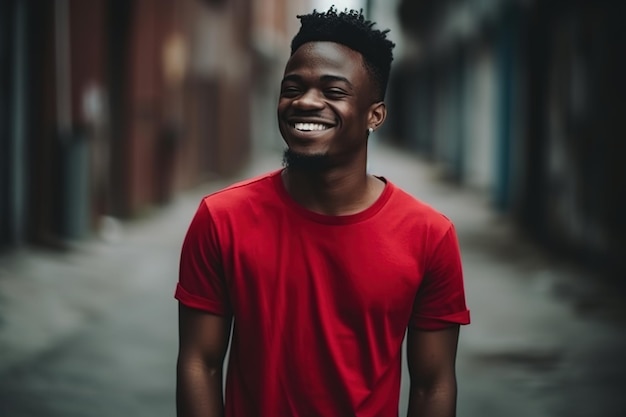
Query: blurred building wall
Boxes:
[
  {"xmin": 1, "ymin": 0, "xmax": 60, "ymax": 247},
  {"xmin": 250, "ymin": 0, "xmax": 312, "ymax": 153},
  {"xmin": 0, "ymin": 0, "xmax": 22, "ymax": 246},
  {"xmin": 1, "ymin": 0, "xmax": 314, "ymax": 250},
  {"xmin": 393, "ymin": 0, "xmax": 626, "ymax": 276}
]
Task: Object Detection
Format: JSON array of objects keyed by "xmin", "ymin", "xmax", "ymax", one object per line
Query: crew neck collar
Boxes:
[{"xmin": 271, "ymin": 169, "xmax": 393, "ymax": 225}]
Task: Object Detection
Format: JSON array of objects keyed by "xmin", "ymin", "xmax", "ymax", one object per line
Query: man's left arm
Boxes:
[{"xmin": 406, "ymin": 324, "xmax": 460, "ymax": 417}]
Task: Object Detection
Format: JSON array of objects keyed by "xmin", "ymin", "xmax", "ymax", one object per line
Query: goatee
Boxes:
[{"xmin": 282, "ymin": 148, "xmax": 332, "ymax": 171}]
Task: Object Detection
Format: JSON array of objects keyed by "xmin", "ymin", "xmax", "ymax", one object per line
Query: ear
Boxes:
[{"xmin": 367, "ymin": 101, "xmax": 387, "ymax": 131}]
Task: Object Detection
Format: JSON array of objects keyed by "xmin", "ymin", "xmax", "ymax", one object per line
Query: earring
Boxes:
[{"xmin": 368, "ymin": 127, "xmax": 374, "ymax": 134}]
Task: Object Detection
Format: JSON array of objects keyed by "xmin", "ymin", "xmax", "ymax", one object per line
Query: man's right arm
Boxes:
[{"xmin": 176, "ymin": 303, "xmax": 232, "ymax": 417}]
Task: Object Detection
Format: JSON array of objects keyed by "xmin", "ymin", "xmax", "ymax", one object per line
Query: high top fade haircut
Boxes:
[{"xmin": 290, "ymin": 6, "xmax": 395, "ymax": 101}]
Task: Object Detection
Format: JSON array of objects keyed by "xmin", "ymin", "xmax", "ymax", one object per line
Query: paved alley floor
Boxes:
[{"xmin": 0, "ymin": 143, "xmax": 625, "ymax": 416}]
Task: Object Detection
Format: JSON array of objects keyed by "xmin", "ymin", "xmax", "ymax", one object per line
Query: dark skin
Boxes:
[
  {"xmin": 277, "ymin": 42, "xmax": 386, "ymax": 216},
  {"xmin": 176, "ymin": 41, "xmax": 461, "ymax": 417},
  {"xmin": 176, "ymin": 305, "xmax": 231, "ymax": 417},
  {"xmin": 406, "ymin": 325, "xmax": 460, "ymax": 417}
]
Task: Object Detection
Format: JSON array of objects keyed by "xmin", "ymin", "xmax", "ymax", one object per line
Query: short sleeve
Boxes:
[
  {"xmin": 410, "ymin": 223, "xmax": 470, "ymax": 330},
  {"xmin": 174, "ymin": 199, "xmax": 232, "ymax": 316}
]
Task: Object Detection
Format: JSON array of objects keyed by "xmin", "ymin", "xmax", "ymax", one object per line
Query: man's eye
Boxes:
[
  {"xmin": 281, "ymin": 87, "xmax": 300, "ymax": 97},
  {"xmin": 325, "ymin": 89, "xmax": 347, "ymax": 98}
]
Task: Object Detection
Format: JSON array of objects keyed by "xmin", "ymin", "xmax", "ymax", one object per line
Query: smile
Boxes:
[{"xmin": 293, "ymin": 123, "xmax": 331, "ymax": 132}]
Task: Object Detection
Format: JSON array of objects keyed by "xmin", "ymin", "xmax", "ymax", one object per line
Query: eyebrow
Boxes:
[{"xmin": 281, "ymin": 74, "xmax": 354, "ymax": 88}]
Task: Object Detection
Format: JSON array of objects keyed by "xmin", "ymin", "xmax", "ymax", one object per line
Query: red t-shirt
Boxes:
[{"xmin": 175, "ymin": 170, "xmax": 470, "ymax": 417}]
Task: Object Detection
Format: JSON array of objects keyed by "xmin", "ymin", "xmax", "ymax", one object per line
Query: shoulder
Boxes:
[
  {"xmin": 200, "ymin": 169, "xmax": 281, "ymax": 213},
  {"xmin": 386, "ymin": 181, "xmax": 454, "ymax": 232}
]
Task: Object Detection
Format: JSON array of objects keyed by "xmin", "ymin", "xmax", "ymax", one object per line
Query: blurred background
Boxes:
[
  {"xmin": 0, "ymin": 0, "xmax": 625, "ymax": 416},
  {"xmin": 2, "ymin": 0, "xmax": 625, "ymax": 273}
]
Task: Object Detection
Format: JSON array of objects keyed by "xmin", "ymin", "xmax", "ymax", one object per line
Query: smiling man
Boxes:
[{"xmin": 175, "ymin": 7, "xmax": 470, "ymax": 417}]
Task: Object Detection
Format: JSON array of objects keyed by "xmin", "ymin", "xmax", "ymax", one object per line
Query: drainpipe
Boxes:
[
  {"xmin": 55, "ymin": 0, "xmax": 90, "ymax": 239},
  {"xmin": 9, "ymin": 0, "xmax": 28, "ymax": 246},
  {"xmin": 55, "ymin": 0, "xmax": 72, "ymax": 136},
  {"xmin": 494, "ymin": 4, "xmax": 518, "ymax": 211}
]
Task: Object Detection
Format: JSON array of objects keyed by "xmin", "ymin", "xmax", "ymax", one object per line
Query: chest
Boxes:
[{"xmin": 221, "ymin": 219, "xmax": 426, "ymax": 325}]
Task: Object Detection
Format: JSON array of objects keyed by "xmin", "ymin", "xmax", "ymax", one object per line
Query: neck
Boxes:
[{"xmin": 282, "ymin": 163, "xmax": 384, "ymax": 216}]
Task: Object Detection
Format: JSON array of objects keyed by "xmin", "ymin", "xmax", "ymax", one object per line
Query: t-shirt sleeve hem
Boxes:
[
  {"xmin": 174, "ymin": 283, "xmax": 231, "ymax": 316},
  {"xmin": 410, "ymin": 309, "xmax": 471, "ymax": 331}
]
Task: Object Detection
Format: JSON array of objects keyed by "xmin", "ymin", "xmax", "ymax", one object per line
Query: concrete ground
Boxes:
[{"xmin": 0, "ymin": 142, "xmax": 625, "ymax": 416}]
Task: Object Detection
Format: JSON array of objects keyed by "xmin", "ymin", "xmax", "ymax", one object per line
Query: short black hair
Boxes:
[{"xmin": 290, "ymin": 6, "xmax": 395, "ymax": 101}]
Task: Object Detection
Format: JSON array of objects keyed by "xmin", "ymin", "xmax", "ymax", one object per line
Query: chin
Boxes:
[{"xmin": 282, "ymin": 148, "xmax": 333, "ymax": 171}]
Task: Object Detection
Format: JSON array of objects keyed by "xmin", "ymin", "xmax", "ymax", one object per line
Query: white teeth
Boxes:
[{"xmin": 294, "ymin": 123, "xmax": 329, "ymax": 131}]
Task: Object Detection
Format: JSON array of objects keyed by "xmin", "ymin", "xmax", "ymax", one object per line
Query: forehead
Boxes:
[{"xmin": 284, "ymin": 41, "xmax": 366, "ymax": 81}]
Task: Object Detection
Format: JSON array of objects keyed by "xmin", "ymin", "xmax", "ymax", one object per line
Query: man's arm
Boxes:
[
  {"xmin": 406, "ymin": 325, "xmax": 460, "ymax": 417},
  {"xmin": 177, "ymin": 303, "xmax": 232, "ymax": 417}
]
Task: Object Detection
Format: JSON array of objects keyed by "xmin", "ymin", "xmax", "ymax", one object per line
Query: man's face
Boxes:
[{"xmin": 277, "ymin": 42, "xmax": 378, "ymax": 166}]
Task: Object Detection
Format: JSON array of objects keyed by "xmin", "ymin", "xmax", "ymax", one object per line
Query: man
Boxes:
[{"xmin": 175, "ymin": 7, "xmax": 470, "ymax": 417}]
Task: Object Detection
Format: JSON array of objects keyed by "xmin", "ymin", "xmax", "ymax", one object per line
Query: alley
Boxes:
[{"xmin": 1, "ymin": 143, "xmax": 625, "ymax": 417}]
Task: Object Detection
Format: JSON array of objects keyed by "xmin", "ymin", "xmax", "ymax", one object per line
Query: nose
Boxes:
[{"xmin": 292, "ymin": 89, "xmax": 324, "ymax": 110}]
